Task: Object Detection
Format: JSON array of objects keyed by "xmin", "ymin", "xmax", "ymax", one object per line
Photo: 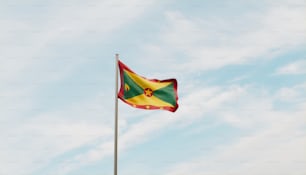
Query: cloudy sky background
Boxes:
[{"xmin": 1, "ymin": 0, "xmax": 305, "ymax": 174}]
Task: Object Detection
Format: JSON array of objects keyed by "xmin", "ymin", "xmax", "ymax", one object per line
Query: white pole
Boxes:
[{"xmin": 114, "ymin": 54, "xmax": 119, "ymax": 175}]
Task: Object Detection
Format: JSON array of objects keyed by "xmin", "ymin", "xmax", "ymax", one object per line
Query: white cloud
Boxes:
[
  {"xmin": 46, "ymin": 84, "xmax": 246, "ymax": 174},
  {"xmin": 275, "ymin": 83, "xmax": 306, "ymax": 102},
  {"xmin": 1, "ymin": 0, "xmax": 305, "ymax": 174},
  {"xmin": 275, "ymin": 59, "xmax": 306, "ymax": 75},
  {"xmin": 166, "ymin": 132, "xmax": 306, "ymax": 175},
  {"xmin": 0, "ymin": 0, "xmax": 158, "ymax": 83},
  {"xmin": 0, "ymin": 95, "xmax": 113, "ymax": 174},
  {"xmin": 40, "ymin": 81, "xmax": 305, "ymax": 175},
  {"xmin": 165, "ymin": 87, "xmax": 306, "ymax": 175},
  {"xmin": 140, "ymin": 0, "xmax": 306, "ymax": 73},
  {"xmin": 0, "ymin": 0, "xmax": 161, "ymax": 174}
]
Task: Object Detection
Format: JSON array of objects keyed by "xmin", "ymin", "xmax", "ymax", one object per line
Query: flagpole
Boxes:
[{"xmin": 114, "ymin": 54, "xmax": 119, "ymax": 175}]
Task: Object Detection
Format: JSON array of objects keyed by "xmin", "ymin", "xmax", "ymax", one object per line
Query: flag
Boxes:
[{"xmin": 117, "ymin": 60, "xmax": 178, "ymax": 112}]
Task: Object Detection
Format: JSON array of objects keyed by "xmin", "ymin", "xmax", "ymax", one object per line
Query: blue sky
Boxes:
[{"xmin": 0, "ymin": 0, "xmax": 305, "ymax": 174}]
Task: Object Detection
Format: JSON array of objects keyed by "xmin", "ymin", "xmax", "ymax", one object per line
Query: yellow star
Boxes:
[{"xmin": 144, "ymin": 88, "xmax": 153, "ymax": 97}]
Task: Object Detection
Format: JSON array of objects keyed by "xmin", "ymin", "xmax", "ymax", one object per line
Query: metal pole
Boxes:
[{"xmin": 114, "ymin": 54, "xmax": 119, "ymax": 175}]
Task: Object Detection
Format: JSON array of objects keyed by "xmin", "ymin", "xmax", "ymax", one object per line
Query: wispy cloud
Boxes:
[
  {"xmin": 165, "ymin": 85, "xmax": 306, "ymax": 175},
  {"xmin": 1, "ymin": 0, "xmax": 305, "ymax": 174},
  {"xmin": 0, "ymin": 93, "xmax": 113, "ymax": 174},
  {"xmin": 275, "ymin": 59, "xmax": 306, "ymax": 75},
  {"xmin": 140, "ymin": 0, "xmax": 306, "ymax": 73},
  {"xmin": 0, "ymin": 0, "xmax": 160, "ymax": 174},
  {"xmin": 45, "ymin": 83, "xmax": 246, "ymax": 174}
]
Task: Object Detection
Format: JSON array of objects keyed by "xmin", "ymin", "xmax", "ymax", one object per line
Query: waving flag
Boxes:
[{"xmin": 118, "ymin": 60, "xmax": 178, "ymax": 112}]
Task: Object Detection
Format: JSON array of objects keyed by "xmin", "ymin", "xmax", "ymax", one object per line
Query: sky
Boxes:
[{"xmin": 0, "ymin": 0, "xmax": 305, "ymax": 175}]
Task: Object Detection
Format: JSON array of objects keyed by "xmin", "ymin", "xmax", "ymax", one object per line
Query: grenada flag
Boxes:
[{"xmin": 118, "ymin": 60, "xmax": 178, "ymax": 112}]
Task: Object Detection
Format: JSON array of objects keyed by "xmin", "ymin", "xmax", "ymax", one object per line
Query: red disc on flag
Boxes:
[{"xmin": 144, "ymin": 88, "xmax": 153, "ymax": 97}]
